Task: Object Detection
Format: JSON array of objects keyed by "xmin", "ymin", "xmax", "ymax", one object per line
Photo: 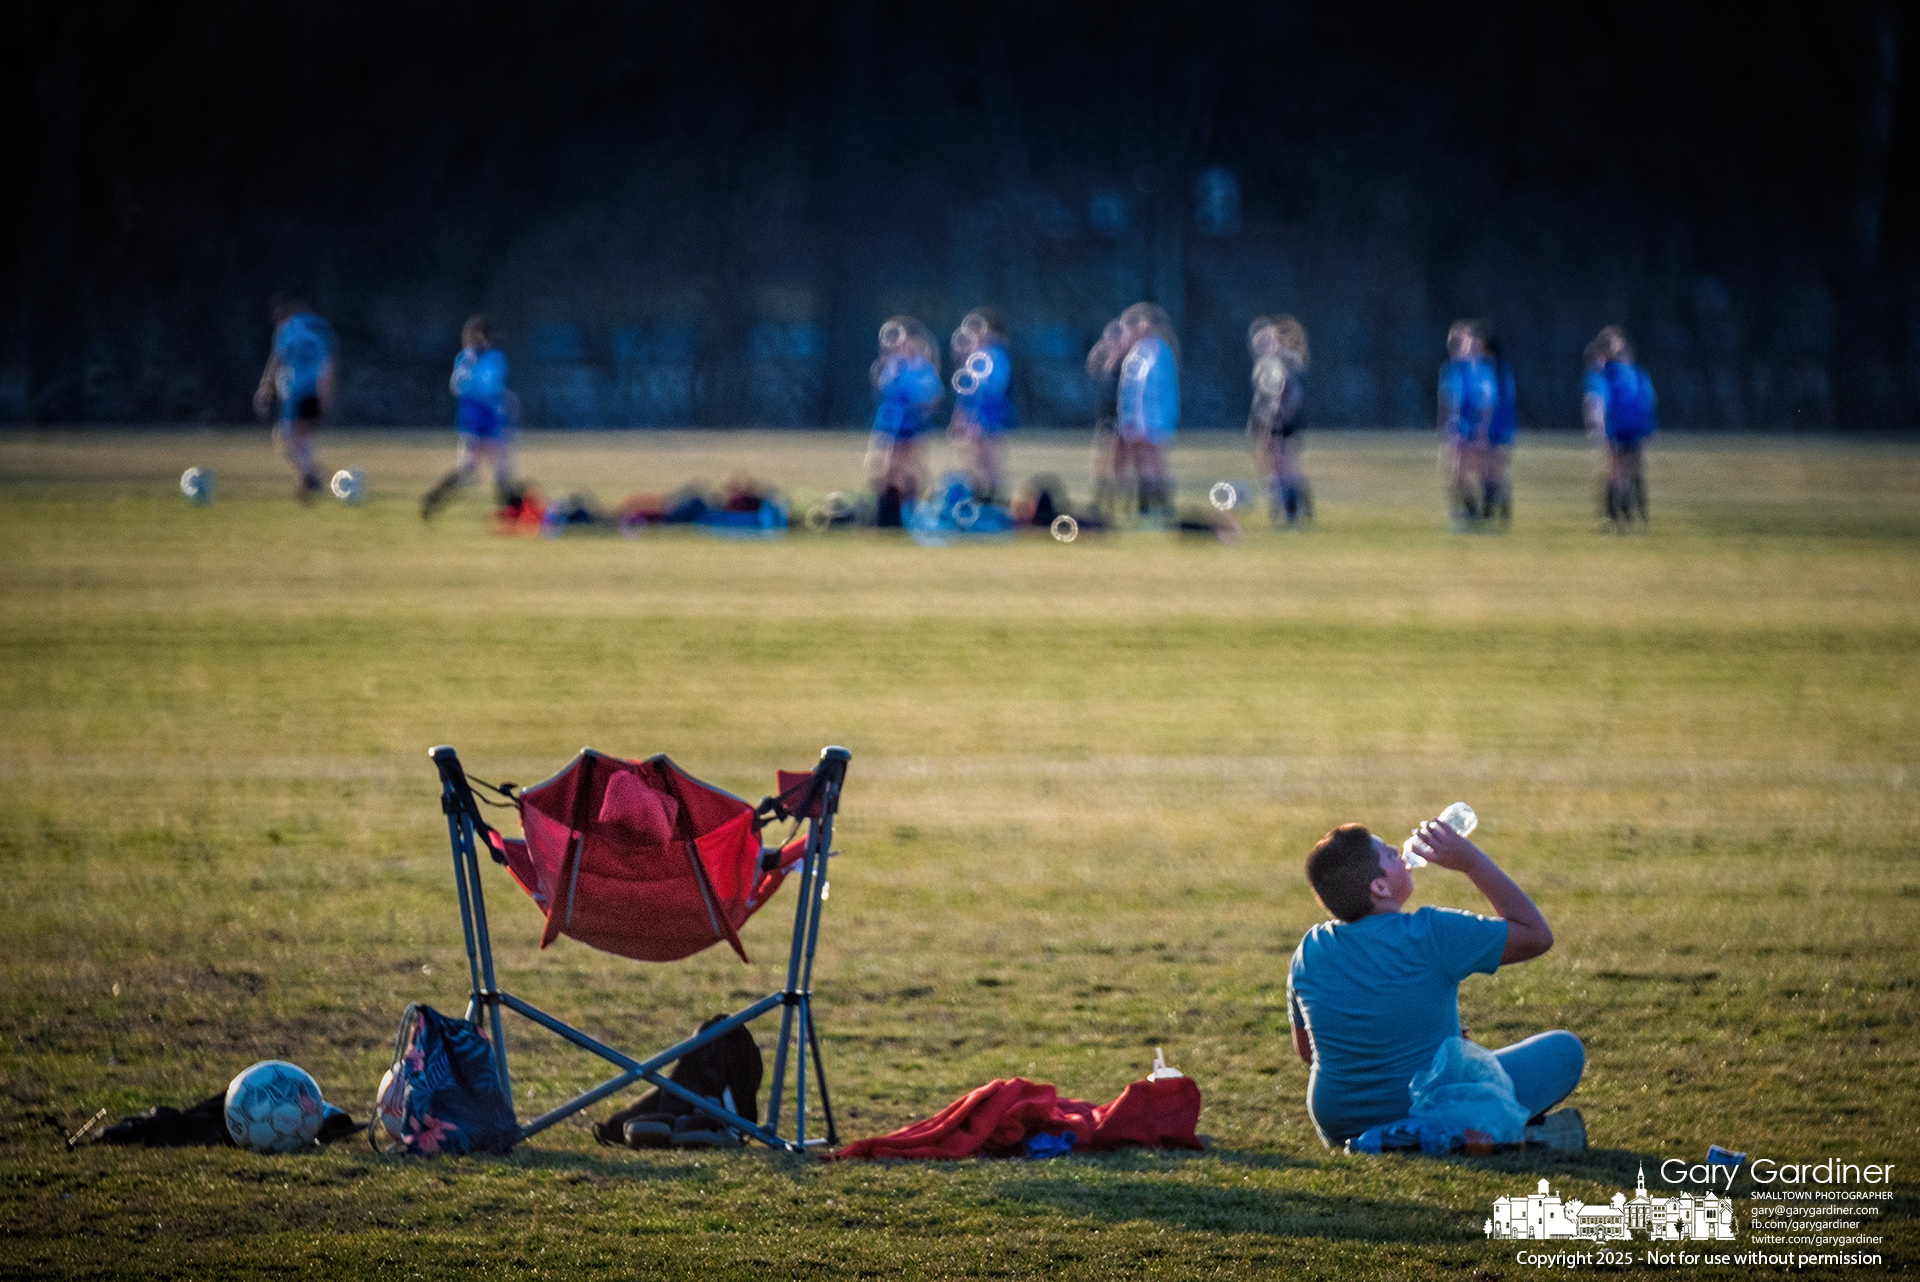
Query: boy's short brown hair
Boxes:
[{"xmin": 1306, "ymin": 824, "xmax": 1383, "ymax": 923}]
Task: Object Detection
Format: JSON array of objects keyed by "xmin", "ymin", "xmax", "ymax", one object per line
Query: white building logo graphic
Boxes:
[{"xmin": 1487, "ymin": 1166, "xmax": 1736, "ymax": 1242}]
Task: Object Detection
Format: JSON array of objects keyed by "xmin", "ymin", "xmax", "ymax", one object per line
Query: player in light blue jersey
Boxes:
[
  {"xmin": 1436, "ymin": 319, "xmax": 1497, "ymax": 530},
  {"xmin": 865, "ymin": 316, "xmax": 943, "ymax": 527},
  {"xmin": 947, "ymin": 308, "xmax": 1014, "ymax": 503},
  {"xmin": 1583, "ymin": 326, "xmax": 1657, "ymax": 527},
  {"xmin": 422, "ymin": 314, "xmax": 518, "ymax": 519},
  {"xmin": 1115, "ymin": 302, "xmax": 1180, "ymax": 521},
  {"xmin": 252, "ymin": 294, "xmax": 337, "ymax": 502}
]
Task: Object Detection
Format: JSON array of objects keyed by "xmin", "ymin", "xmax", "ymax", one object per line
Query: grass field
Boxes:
[{"xmin": 1, "ymin": 428, "xmax": 1916, "ymax": 1280}]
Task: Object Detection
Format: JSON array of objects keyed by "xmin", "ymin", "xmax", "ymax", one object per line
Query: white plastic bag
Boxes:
[{"xmin": 1407, "ymin": 1037, "xmax": 1530, "ymax": 1143}]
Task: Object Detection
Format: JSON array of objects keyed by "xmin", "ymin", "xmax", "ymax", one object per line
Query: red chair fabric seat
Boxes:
[{"xmin": 489, "ymin": 752, "xmax": 792, "ymax": 963}]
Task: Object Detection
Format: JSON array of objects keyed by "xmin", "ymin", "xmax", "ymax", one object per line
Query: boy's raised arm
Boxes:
[{"xmin": 1409, "ymin": 821, "xmax": 1554, "ymax": 964}]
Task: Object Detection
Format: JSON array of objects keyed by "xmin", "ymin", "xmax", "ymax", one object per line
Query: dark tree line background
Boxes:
[{"xmin": 7, "ymin": 1, "xmax": 1917, "ymax": 430}]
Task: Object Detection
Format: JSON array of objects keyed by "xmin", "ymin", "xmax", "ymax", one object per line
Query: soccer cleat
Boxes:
[{"xmin": 1524, "ymin": 1108, "xmax": 1587, "ymax": 1153}]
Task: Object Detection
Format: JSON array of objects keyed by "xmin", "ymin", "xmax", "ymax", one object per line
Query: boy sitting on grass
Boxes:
[{"xmin": 1288, "ymin": 821, "xmax": 1585, "ymax": 1147}]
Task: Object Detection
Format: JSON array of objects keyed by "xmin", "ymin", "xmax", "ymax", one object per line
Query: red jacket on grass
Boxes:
[{"xmin": 830, "ymin": 1075, "xmax": 1204, "ymax": 1160}]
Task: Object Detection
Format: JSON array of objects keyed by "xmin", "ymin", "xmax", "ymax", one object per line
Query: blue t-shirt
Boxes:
[
  {"xmin": 873, "ymin": 354, "xmax": 944, "ymax": 440},
  {"xmin": 953, "ymin": 342, "xmax": 1014, "ymax": 432},
  {"xmin": 451, "ymin": 347, "xmax": 510, "ymax": 437},
  {"xmin": 1118, "ymin": 334, "xmax": 1179, "ymax": 445},
  {"xmin": 1288, "ymin": 906, "xmax": 1508, "ymax": 1145},
  {"xmin": 1490, "ymin": 360, "xmax": 1517, "ymax": 446},
  {"xmin": 271, "ymin": 312, "xmax": 335, "ymax": 411},
  {"xmin": 1438, "ymin": 357, "xmax": 1497, "ymax": 444},
  {"xmin": 1584, "ymin": 360, "xmax": 1657, "ymax": 446}
]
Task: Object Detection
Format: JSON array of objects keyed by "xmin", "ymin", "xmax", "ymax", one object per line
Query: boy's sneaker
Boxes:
[
  {"xmin": 671, "ymin": 1113, "xmax": 741, "ymax": 1150},
  {"xmin": 1524, "ymin": 1108, "xmax": 1587, "ymax": 1153},
  {"xmin": 621, "ymin": 1114, "xmax": 675, "ymax": 1149}
]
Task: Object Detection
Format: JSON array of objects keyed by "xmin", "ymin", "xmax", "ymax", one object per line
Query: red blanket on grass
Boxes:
[{"xmin": 829, "ymin": 1076, "xmax": 1204, "ymax": 1160}]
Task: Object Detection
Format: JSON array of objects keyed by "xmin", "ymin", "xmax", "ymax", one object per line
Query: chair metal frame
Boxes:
[{"xmin": 428, "ymin": 743, "xmax": 848, "ymax": 1153}]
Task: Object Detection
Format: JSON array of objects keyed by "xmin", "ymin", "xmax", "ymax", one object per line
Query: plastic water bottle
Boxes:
[
  {"xmin": 1149, "ymin": 1047, "xmax": 1183, "ymax": 1080},
  {"xmin": 1402, "ymin": 802, "xmax": 1478, "ymax": 869}
]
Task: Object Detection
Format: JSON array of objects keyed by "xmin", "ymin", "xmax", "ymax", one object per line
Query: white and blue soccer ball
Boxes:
[
  {"xmin": 180, "ymin": 467, "xmax": 216, "ymax": 505},
  {"xmin": 329, "ymin": 469, "xmax": 367, "ymax": 506},
  {"xmin": 224, "ymin": 1059, "xmax": 326, "ymax": 1153}
]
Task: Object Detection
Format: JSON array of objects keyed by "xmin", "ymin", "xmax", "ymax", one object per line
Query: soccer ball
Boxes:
[
  {"xmin": 329, "ymin": 469, "xmax": 366, "ymax": 505},
  {"xmin": 180, "ymin": 467, "xmax": 215, "ymax": 505},
  {"xmin": 224, "ymin": 1060, "xmax": 326, "ymax": 1153}
]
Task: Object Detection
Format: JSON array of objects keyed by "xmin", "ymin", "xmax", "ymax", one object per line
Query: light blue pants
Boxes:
[
  {"xmin": 1310, "ymin": 1030, "xmax": 1587, "ymax": 1144},
  {"xmin": 1492, "ymin": 1030, "xmax": 1586, "ymax": 1120}
]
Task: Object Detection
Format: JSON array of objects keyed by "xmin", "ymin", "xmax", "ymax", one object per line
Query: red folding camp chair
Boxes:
[{"xmin": 428, "ymin": 743, "xmax": 849, "ymax": 1152}]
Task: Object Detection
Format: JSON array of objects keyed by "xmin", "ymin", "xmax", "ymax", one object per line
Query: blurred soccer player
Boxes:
[
  {"xmin": 1583, "ymin": 326, "xmax": 1658, "ymax": 527},
  {"xmin": 1436, "ymin": 319, "xmax": 1496, "ymax": 531},
  {"xmin": 1246, "ymin": 314, "xmax": 1313, "ymax": 527},
  {"xmin": 1085, "ymin": 317, "xmax": 1128, "ymax": 520},
  {"xmin": 947, "ymin": 308, "xmax": 1014, "ymax": 503},
  {"xmin": 1115, "ymin": 302, "xmax": 1180, "ymax": 521},
  {"xmin": 1479, "ymin": 329, "xmax": 1518, "ymax": 527},
  {"xmin": 866, "ymin": 316, "xmax": 943, "ymax": 527},
  {"xmin": 421, "ymin": 314, "xmax": 516, "ymax": 520},
  {"xmin": 252, "ymin": 294, "xmax": 337, "ymax": 503}
]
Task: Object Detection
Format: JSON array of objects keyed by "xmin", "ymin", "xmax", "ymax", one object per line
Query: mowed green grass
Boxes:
[{"xmin": 0, "ymin": 428, "xmax": 1915, "ymax": 1280}]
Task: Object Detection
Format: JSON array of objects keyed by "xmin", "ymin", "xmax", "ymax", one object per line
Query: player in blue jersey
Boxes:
[
  {"xmin": 866, "ymin": 316, "xmax": 943, "ymax": 527},
  {"xmin": 1115, "ymin": 302, "xmax": 1180, "ymax": 521},
  {"xmin": 1479, "ymin": 330, "xmax": 1519, "ymax": 528},
  {"xmin": 1436, "ymin": 320, "xmax": 1497, "ymax": 531},
  {"xmin": 421, "ymin": 314, "xmax": 517, "ymax": 520},
  {"xmin": 252, "ymin": 294, "xmax": 337, "ymax": 503},
  {"xmin": 947, "ymin": 308, "xmax": 1014, "ymax": 503},
  {"xmin": 1247, "ymin": 314, "xmax": 1313, "ymax": 527},
  {"xmin": 1583, "ymin": 326, "xmax": 1657, "ymax": 527}
]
